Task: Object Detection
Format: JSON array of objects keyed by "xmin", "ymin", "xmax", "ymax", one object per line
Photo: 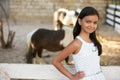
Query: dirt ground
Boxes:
[{"xmin": 0, "ymin": 21, "xmax": 120, "ymax": 66}]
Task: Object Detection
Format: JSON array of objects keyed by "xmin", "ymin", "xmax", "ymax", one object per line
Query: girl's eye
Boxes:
[
  {"xmin": 94, "ymin": 22, "xmax": 98, "ymax": 24},
  {"xmin": 86, "ymin": 21, "xmax": 91, "ymax": 23}
]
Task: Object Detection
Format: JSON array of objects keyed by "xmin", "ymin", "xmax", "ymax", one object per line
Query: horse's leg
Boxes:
[
  {"xmin": 26, "ymin": 44, "xmax": 37, "ymax": 64},
  {"xmin": 65, "ymin": 56, "xmax": 69, "ymax": 64},
  {"xmin": 66, "ymin": 55, "xmax": 75, "ymax": 65},
  {"xmin": 31, "ymin": 49, "xmax": 37, "ymax": 64},
  {"xmin": 34, "ymin": 52, "xmax": 45, "ymax": 64},
  {"xmin": 32, "ymin": 52, "xmax": 37, "ymax": 64},
  {"xmin": 37, "ymin": 48, "xmax": 46, "ymax": 64}
]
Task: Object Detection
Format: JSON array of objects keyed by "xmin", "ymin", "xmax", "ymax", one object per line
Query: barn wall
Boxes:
[
  {"xmin": 9, "ymin": 0, "xmax": 107, "ymax": 24},
  {"xmin": 0, "ymin": 0, "xmax": 10, "ymax": 19}
]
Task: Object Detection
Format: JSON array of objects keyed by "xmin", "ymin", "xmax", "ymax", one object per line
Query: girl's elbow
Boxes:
[
  {"xmin": 52, "ymin": 57, "xmax": 61, "ymax": 66},
  {"xmin": 52, "ymin": 58, "xmax": 57, "ymax": 65}
]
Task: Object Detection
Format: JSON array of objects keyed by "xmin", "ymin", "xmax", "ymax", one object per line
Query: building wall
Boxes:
[
  {"xmin": 10, "ymin": 0, "xmax": 107, "ymax": 24},
  {"xmin": 0, "ymin": 0, "xmax": 10, "ymax": 18}
]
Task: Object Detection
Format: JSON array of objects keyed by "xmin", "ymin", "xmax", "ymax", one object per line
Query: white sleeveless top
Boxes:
[{"xmin": 72, "ymin": 36, "xmax": 101, "ymax": 76}]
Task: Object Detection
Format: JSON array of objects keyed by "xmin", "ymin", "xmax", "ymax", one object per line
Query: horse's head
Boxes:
[{"xmin": 54, "ymin": 8, "xmax": 81, "ymax": 30}]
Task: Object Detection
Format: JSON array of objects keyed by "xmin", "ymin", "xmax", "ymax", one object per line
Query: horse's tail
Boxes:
[
  {"xmin": 26, "ymin": 43, "xmax": 32, "ymax": 63},
  {"xmin": 26, "ymin": 43, "xmax": 36, "ymax": 63}
]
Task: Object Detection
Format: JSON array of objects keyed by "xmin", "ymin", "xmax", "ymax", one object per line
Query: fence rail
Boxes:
[
  {"xmin": 106, "ymin": 4, "xmax": 120, "ymax": 33},
  {"xmin": 0, "ymin": 63, "xmax": 120, "ymax": 80}
]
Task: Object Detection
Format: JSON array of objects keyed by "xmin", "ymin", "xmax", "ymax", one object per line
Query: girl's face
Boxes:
[{"xmin": 78, "ymin": 15, "xmax": 99, "ymax": 34}]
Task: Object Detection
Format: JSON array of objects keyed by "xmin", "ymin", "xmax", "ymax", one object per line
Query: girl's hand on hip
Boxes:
[{"xmin": 71, "ymin": 71, "xmax": 85, "ymax": 80}]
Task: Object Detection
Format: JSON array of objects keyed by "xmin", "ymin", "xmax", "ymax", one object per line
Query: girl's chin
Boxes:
[{"xmin": 87, "ymin": 30, "xmax": 95, "ymax": 33}]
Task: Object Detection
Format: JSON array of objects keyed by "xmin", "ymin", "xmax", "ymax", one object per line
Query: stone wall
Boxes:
[{"xmin": 10, "ymin": 0, "xmax": 107, "ymax": 24}]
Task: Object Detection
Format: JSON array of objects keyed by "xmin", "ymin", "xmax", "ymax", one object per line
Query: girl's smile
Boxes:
[{"xmin": 79, "ymin": 15, "xmax": 98, "ymax": 33}]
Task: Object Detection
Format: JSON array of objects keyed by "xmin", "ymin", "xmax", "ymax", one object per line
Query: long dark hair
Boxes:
[{"xmin": 73, "ymin": 6, "xmax": 102, "ymax": 55}]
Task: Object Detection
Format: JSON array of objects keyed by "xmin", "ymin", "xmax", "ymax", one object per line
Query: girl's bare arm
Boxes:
[{"xmin": 52, "ymin": 39, "xmax": 84, "ymax": 80}]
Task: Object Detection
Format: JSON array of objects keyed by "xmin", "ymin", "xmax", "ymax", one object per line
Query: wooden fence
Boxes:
[
  {"xmin": 0, "ymin": 63, "xmax": 120, "ymax": 80},
  {"xmin": 106, "ymin": 4, "xmax": 120, "ymax": 33}
]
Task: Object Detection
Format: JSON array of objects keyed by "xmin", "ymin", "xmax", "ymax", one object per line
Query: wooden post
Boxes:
[
  {"xmin": 0, "ymin": 3, "xmax": 15, "ymax": 48},
  {"xmin": 0, "ymin": 19, "xmax": 6, "ymax": 48}
]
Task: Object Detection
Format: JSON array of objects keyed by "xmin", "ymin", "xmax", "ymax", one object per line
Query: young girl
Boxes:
[{"xmin": 52, "ymin": 6, "xmax": 105, "ymax": 80}]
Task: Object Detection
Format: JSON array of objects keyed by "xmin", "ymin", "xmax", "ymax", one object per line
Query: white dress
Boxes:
[{"xmin": 72, "ymin": 36, "xmax": 105, "ymax": 80}]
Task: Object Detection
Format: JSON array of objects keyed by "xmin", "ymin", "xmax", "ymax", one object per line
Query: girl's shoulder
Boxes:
[
  {"xmin": 71, "ymin": 38, "xmax": 82, "ymax": 47},
  {"xmin": 65, "ymin": 38, "xmax": 82, "ymax": 53},
  {"xmin": 71, "ymin": 38, "xmax": 82, "ymax": 54}
]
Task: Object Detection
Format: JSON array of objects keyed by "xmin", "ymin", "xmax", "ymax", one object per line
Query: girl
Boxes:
[{"xmin": 52, "ymin": 6, "xmax": 105, "ymax": 80}]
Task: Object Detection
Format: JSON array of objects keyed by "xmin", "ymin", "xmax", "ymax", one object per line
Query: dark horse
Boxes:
[{"xmin": 26, "ymin": 26, "xmax": 73, "ymax": 64}]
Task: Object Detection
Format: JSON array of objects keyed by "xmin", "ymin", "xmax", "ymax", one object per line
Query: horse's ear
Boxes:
[
  {"xmin": 63, "ymin": 12, "xmax": 66, "ymax": 17},
  {"xmin": 75, "ymin": 11, "xmax": 79, "ymax": 16},
  {"xmin": 75, "ymin": 8, "xmax": 81, "ymax": 16}
]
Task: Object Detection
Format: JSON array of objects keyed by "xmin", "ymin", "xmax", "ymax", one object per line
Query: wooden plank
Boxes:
[
  {"xmin": 106, "ymin": 14, "xmax": 114, "ymax": 20},
  {"xmin": 115, "ymin": 11, "xmax": 120, "ymax": 17},
  {"xmin": 116, "ymin": 5, "xmax": 120, "ymax": 10},
  {"xmin": 108, "ymin": 4, "xmax": 120, "ymax": 10},
  {"xmin": 0, "ymin": 63, "xmax": 120, "ymax": 80},
  {"xmin": 109, "ymin": 4, "xmax": 116, "ymax": 8},
  {"xmin": 0, "ymin": 63, "xmax": 75, "ymax": 80},
  {"xmin": 102, "ymin": 66, "xmax": 120, "ymax": 80},
  {"xmin": 115, "ymin": 23, "xmax": 120, "ymax": 33},
  {"xmin": 106, "ymin": 19, "xmax": 114, "ymax": 26},
  {"xmin": 115, "ymin": 17, "xmax": 120, "ymax": 23},
  {"xmin": 107, "ymin": 9, "xmax": 114, "ymax": 14}
]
